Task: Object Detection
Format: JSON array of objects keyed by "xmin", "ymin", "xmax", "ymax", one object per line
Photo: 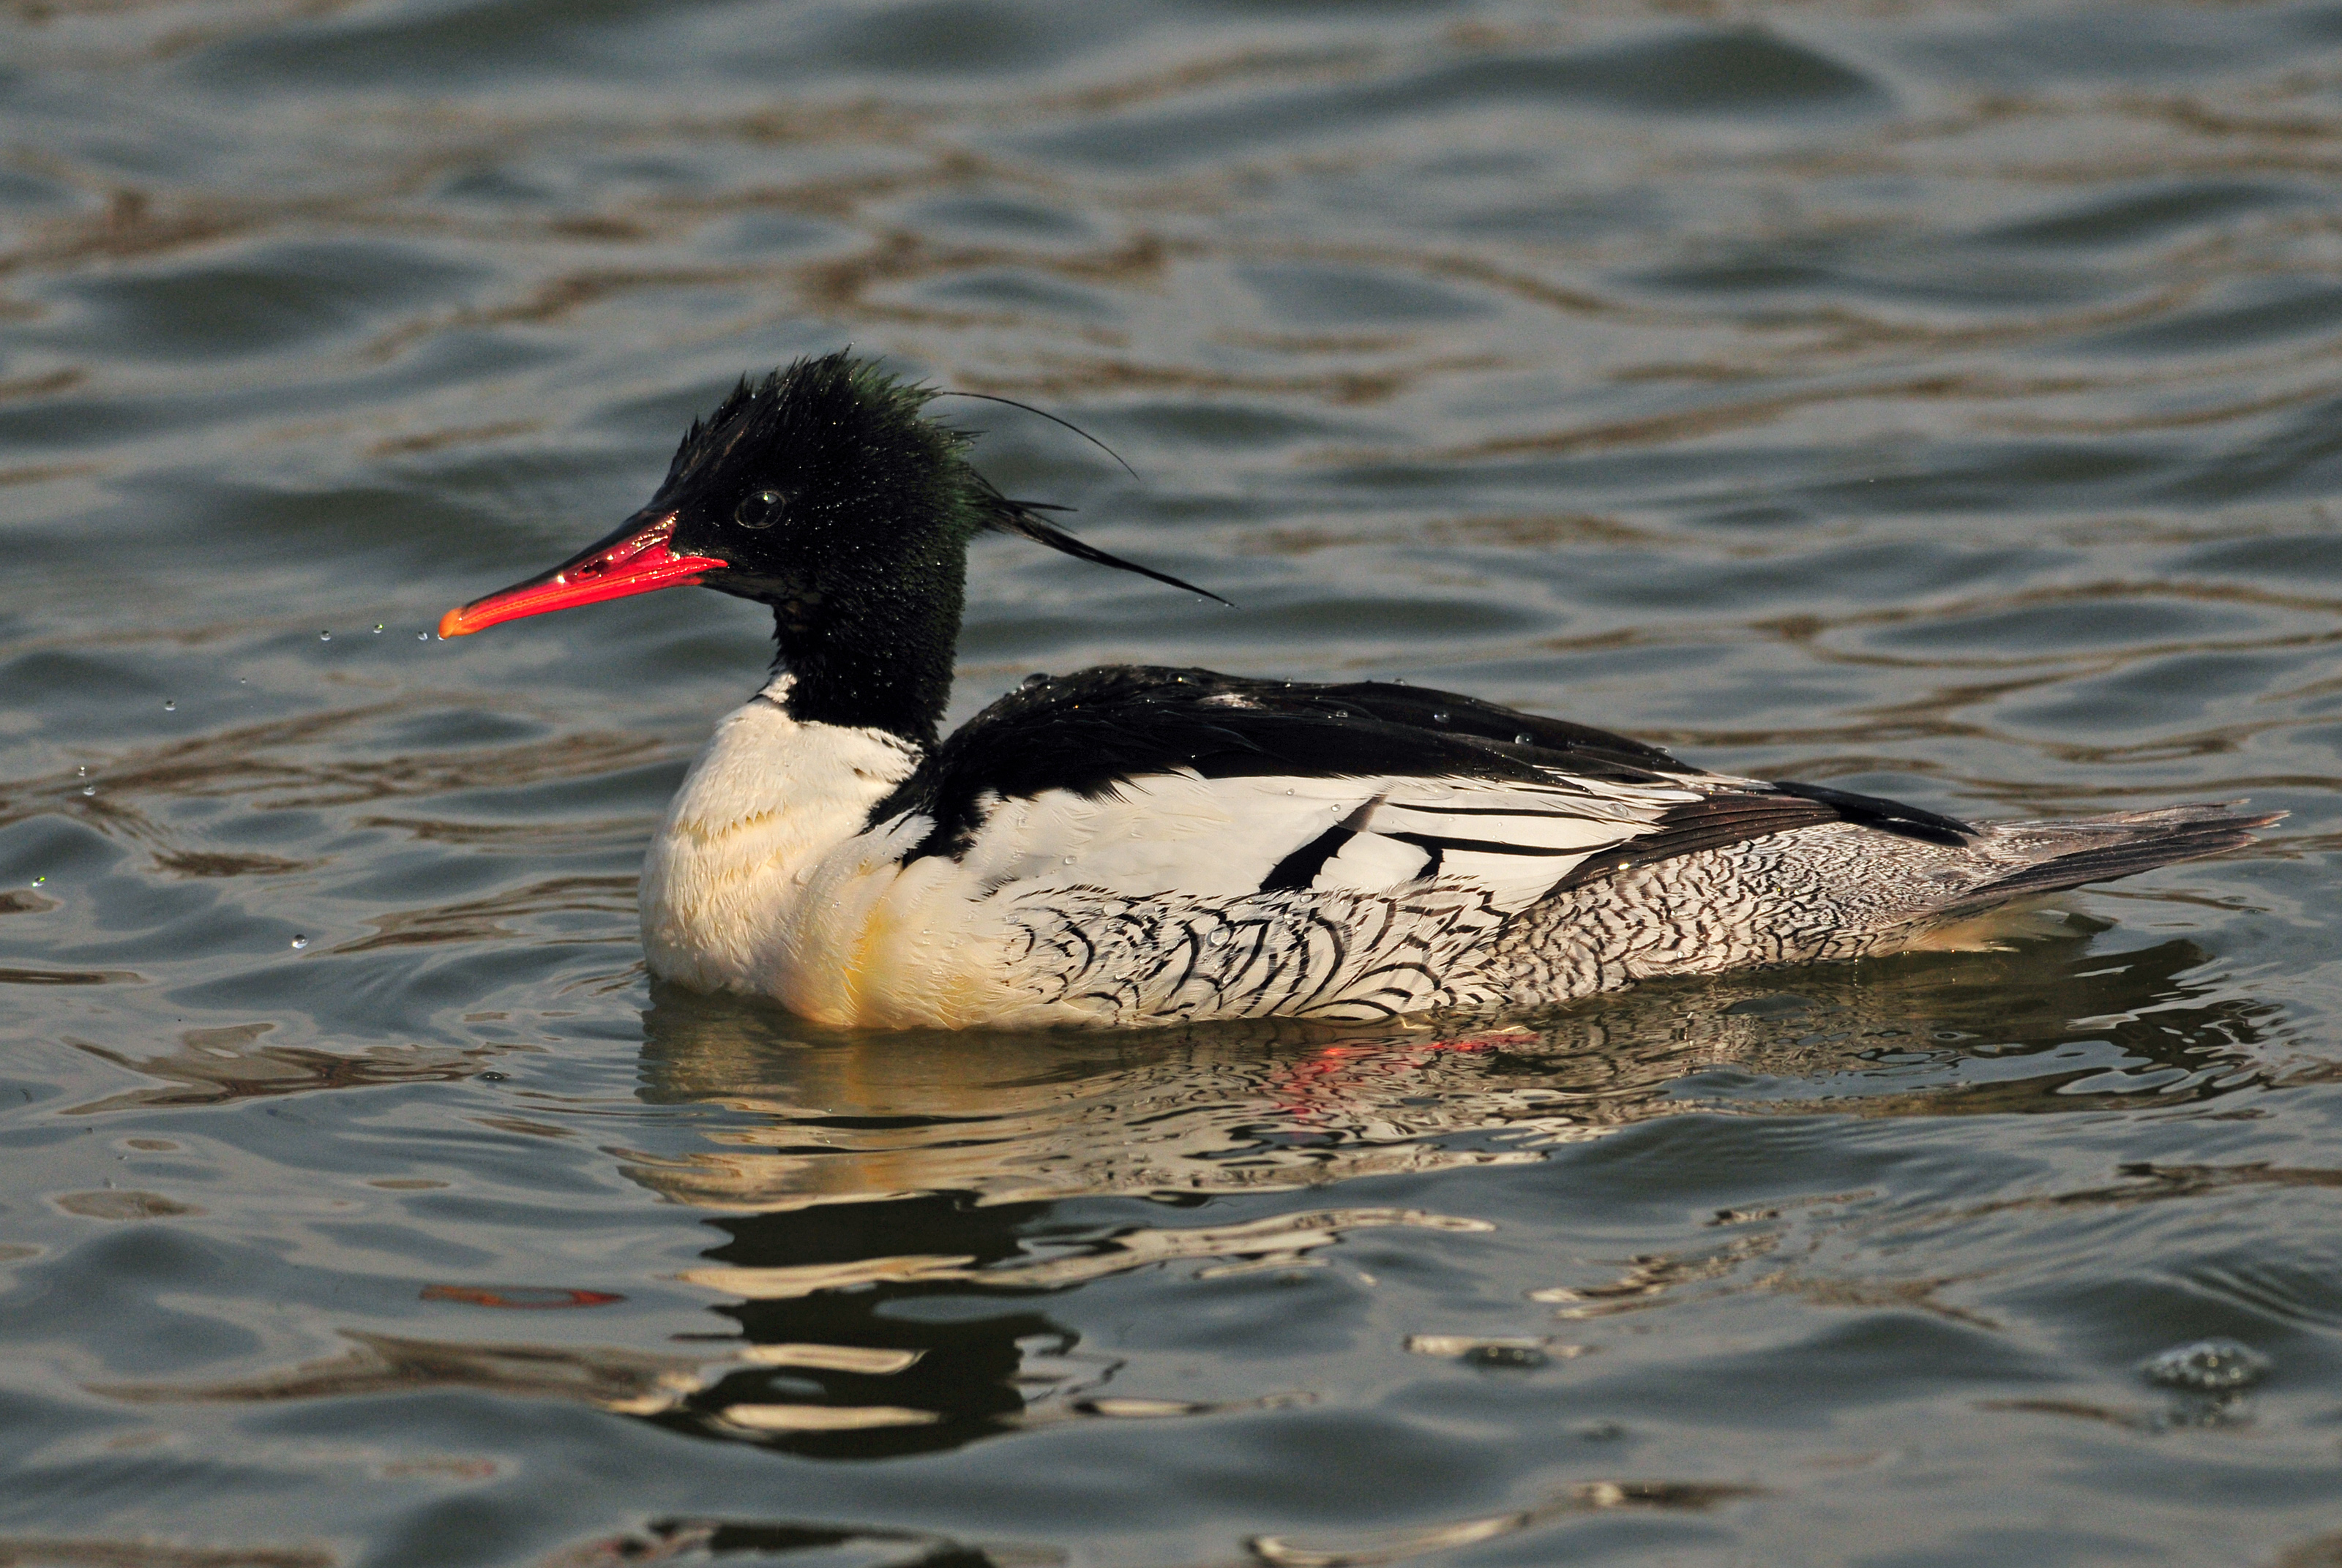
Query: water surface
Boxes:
[{"xmin": 4, "ymin": 2, "xmax": 2341, "ymax": 1564}]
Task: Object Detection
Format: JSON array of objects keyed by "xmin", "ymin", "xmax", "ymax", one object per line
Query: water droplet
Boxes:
[
  {"xmin": 417, "ymin": 632, "xmax": 430, "ymax": 641},
  {"xmin": 1022, "ymin": 672, "xmax": 1049, "ymax": 689},
  {"xmin": 76, "ymin": 765, "xmax": 88, "ymax": 777},
  {"xmin": 1284, "ymin": 787, "xmax": 1295, "ymax": 795},
  {"xmin": 318, "ymin": 631, "xmax": 331, "ymax": 642},
  {"xmin": 1206, "ymin": 928, "xmax": 1230, "ymax": 947},
  {"xmin": 162, "ymin": 700, "xmax": 175, "ymax": 711},
  {"xmin": 81, "ymin": 785, "xmax": 95, "ymax": 797},
  {"xmin": 1391, "ymin": 677, "xmax": 1407, "ymax": 685},
  {"xmin": 373, "ymin": 624, "xmax": 385, "ymax": 634},
  {"xmin": 30, "ymin": 877, "xmax": 44, "ymax": 887},
  {"xmin": 2142, "ymin": 1338, "xmax": 2270, "ymax": 1392},
  {"xmin": 290, "ymin": 935, "xmax": 309, "ymax": 950},
  {"xmin": 1431, "ymin": 711, "xmax": 1449, "ymax": 724},
  {"xmin": 1332, "ymin": 709, "xmax": 1350, "ymax": 719},
  {"xmin": 1061, "ymin": 856, "xmax": 1075, "ymax": 866},
  {"xmin": 1514, "ymin": 733, "xmax": 1533, "ymax": 746}
]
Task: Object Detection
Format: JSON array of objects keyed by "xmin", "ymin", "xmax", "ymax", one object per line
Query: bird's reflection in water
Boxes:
[
  {"xmin": 659, "ymin": 1193, "xmax": 1061, "ymax": 1459},
  {"xmin": 90, "ymin": 918, "xmax": 2279, "ymax": 1466},
  {"xmin": 613, "ymin": 913, "xmax": 2277, "ymax": 1458},
  {"xmin": 627, "ymin": 915, "xmax": 2272, "ymax": 1210}
]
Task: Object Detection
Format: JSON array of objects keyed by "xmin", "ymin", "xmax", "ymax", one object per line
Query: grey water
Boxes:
[{"xmin": 4, "ymin": 1, "xmax": 2341, "ymax": 1564}]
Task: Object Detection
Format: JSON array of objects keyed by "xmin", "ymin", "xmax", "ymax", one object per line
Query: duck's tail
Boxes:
[
  {"xmin": 1922, "ymin": 803, "xmax": 2281, "ymax": 923},
  {"xmin": 1486, "ymin": 800, "xmax": 2279, "ymax": 1005}
]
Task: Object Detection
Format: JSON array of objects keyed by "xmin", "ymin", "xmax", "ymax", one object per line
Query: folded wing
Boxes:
[{"xmin": 867, "ymin": 666, "xmax": 1974, "ymax": 912}]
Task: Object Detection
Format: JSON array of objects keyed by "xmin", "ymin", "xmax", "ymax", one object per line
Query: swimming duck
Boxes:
[{"xmin": 441, "ymin": 352, "xmax": 2273, "ymax": 1029}]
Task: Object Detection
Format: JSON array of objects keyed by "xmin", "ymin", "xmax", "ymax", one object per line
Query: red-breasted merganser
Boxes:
[{"xmin": 440, "ymin": 353, "xmax": 2275, "ymax": 1029}]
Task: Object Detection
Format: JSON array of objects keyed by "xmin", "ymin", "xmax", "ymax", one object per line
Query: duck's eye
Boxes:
[{"xmin": 735, "ymin": 488, "xmax": 790, "ymax": 530}]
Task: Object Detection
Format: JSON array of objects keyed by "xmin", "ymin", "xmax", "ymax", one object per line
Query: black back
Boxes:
[{"xmin": 869, "ymin": 666, "xmax": 1974, "ymax": 877}]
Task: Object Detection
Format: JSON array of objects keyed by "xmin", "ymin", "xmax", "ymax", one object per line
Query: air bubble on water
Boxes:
[
  {"xmin": 77, "ymin": 765, "xmax": 88, "ymax": 777},
  {"xmin": 1431, "ymin": 711, "xmax": 1448, "ymax": 724},
  {"xmin": 162, "ymin": 700, "xmax": 175, "ymax": 712},
  {"xmin": 1206, "ymin": 928, "xmax": 1230, "ymax": 947},
  {"xmin": 1514, "ymin": 733, "xmax": 1533, "ymax": 746},
  {"xmin": 1464, "ymin": 1344, "xmax": 1547, "ymax": 1370},
  {"xmin": 30, "ymin": 877, "xmax": 44, "ymax": 887},
  {"xmin": 1332, "ymin": 709, "xmax": 1350, "ymax": 719},
  {"xmin": 373, "ymin": 624, "xmax": 385, "ymax": 634},
  {"xmin": 417, "ymin": 632, "xmax": 430, "ymax": 641},
  {"xmin": 1061, "ymin": 856, "xmax": 1074, "ymax": 866},
  {"xmin": 2141, "ymin": 1338, "xmax": 2270, "ymax": 1392},
  {"xmin": 319, "ymin": 631, "xmax": 331, "ymax": 641},
  {"xmin": 81, "ymin": 785, "xmax": 95, "ymax": 797},
  {"xmin": 290, "ymin": 935, "xmax": 310, "ymax": 950}
]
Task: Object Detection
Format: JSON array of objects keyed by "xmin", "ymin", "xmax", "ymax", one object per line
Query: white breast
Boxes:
[{"xmin": 640, "ymin": 675, "xmax": 921, "ymax": 1003}]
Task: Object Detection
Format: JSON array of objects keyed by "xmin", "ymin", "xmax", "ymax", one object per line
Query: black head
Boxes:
[
  {"xmin": 656, "ymin": 355, "xmax": 980, "ymax": 628},
  {"xmin": 440, "ymin": 351, "xmax": 1215, "ymax": 744}
]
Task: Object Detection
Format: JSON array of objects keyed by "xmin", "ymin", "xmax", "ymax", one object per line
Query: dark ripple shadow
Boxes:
[
  {"xmin": 62, "ymin": 1025, "xmax": 500, "ymax": 1114},
  {"xmin": 1025, "ymin": 30, "xmax": 1888, "ymax": 170},
  {"xmin": 1971, "ymin": 179, "xmax": 2315, "ymax": 253}
]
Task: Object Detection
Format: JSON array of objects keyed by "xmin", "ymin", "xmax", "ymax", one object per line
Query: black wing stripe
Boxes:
[
  {"xmin": 1767, "ymin": 780, "xmax": 1973, "ymax": 848},
  {"xmin": 1385, "ymin": 831, "xmax": 1595, "ymax": 859},
  {"xmin": 1261, "ymin": 825, "xmax": 1356, "ymax": 892},
  {"xmin": 1369, "ymin": 800, "xmax": 1628, "ymax": 817}
]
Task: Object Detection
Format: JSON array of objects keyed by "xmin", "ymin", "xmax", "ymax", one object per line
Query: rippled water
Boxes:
[{"xmin": 5, "ymin": 1, "xmax": 2342, "ymax": 1563}]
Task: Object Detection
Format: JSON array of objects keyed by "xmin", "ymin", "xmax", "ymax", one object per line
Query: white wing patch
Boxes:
[
  {"xmin": 947, "ymin": 771, "xmax": 1366, "ymax": 898},
  {"xmin": 942, "ymin": 768, "xmax": 1706, "ymax": 913}
]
